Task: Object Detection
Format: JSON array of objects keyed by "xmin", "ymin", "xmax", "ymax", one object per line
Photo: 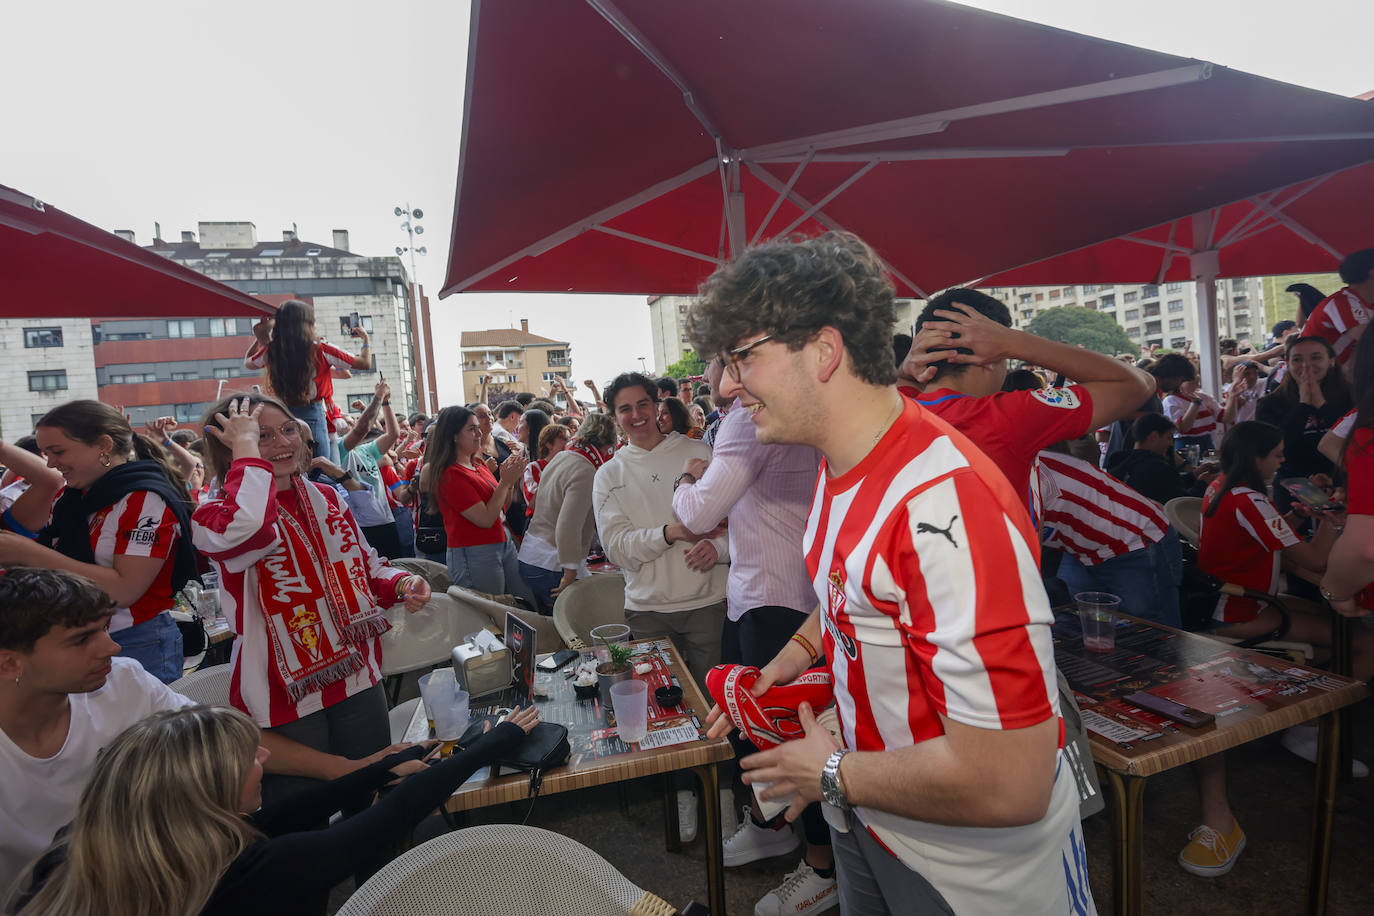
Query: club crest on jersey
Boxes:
[
  {"xmin": 1029, "ymin": 387, "xmax": 1081, "ymax": 410},
  {"xmin": 825, "ymin": 571, "xmax": 859, "ymax": 660},
  {"xmin": 121, "ymin": 515, "xmax": 163, "ymax": 547}
]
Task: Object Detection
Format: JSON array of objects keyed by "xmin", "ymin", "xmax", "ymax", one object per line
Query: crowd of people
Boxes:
[{"xmin": 0, "ymin": 243, "xmax": 1370, "ymax": 915}]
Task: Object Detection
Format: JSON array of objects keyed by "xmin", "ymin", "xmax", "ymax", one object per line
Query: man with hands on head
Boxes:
[{"xmin": 693, "ymin": 233, "xmax": 1095, "ymax": 915}]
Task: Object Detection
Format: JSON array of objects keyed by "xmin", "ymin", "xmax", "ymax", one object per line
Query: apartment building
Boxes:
[{"xmin": 460, "ymin": 320, "xmax": 572, "ymax": 401}]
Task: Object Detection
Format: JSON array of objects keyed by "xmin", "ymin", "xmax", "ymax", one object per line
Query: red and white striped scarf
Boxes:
[
  {"xmin": 258, "ymin": 476, "xmax": 391, "ymax": 701},
  {"xmin": 567, "ymin": 440, "xmax": 614, "ymax": 471},
  {"xmin": 706, "ymin": 664, "xmax": 834, "ymax": 750}
]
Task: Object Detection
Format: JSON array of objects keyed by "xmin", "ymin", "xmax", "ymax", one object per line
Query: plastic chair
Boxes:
[
  {"xmin": 552, "ymin": 573, "xmax": 627, "ymax": 649},
  {"xmin": 169, "ymin": 663, "xmax": 232, "ymax": 706},
  {"xmin": 1163, "ymin": 496, "xmax": 1202, "ymax": 547},
  {"xmin": 388, "ymin": 697, "xmax": 422, "ymax": 743},
  {"xmin": 389, "ymin": 557, "xmax": 453, "ymax": 593},
  {"xmin": 337, "ymin": 824, "xmax": 688, "ymax": 916}
]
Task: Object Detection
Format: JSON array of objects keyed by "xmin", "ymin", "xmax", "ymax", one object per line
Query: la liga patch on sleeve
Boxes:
[{"xmin": 1029, "ymin": 387, "xmax": 1081, "ymax": 409}]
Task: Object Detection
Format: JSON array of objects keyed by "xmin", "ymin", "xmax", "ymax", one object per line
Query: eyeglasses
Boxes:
[
  {"xmin": 722, "ymin": 334, "xmax": 774, "ymax": 380},
  {"xmin": 260, "ymin": 423, "xmax": 302, "ymax": 443}
]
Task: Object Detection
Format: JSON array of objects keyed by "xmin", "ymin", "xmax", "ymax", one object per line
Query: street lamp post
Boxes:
[
  {"xmin": 394, "ymin": 204, "xmax": 427, "ymax": 280},
  {"xmin": 638, "ymin": 356, "xmax": 647, "ymax": 373}
]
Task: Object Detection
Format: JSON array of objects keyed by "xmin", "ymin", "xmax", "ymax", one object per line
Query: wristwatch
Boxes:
[
  {"xmin": 820, "ymin": 748, "xmax": 851, "ymax": 810},
  {"xmin": 673, "ymin": 472, "xmax": 697, "ymax": 490}
]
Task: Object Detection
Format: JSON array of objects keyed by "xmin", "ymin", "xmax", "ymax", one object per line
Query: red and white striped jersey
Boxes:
[
  {"xmin": 1302, "ymin": 287, "xmax": 1371, "ymax": 369},
  {"xmin": 1034, "ymin": 451, "xmax": 1167, "ymax": 565},
  {"xmin": 192, "ymin": 458, "xmax": 407, "ymax": 727},
  {"xmin": 87, "ymin": 490, "xmax": 180, "ymax": 631},
  {"xmin": 1198, "ymin": 480, "xmax": 1300, "ymax": 623},
  {"xmin": 1163, "ymin": 393, "xmax": 1220, "ymax": 442}
]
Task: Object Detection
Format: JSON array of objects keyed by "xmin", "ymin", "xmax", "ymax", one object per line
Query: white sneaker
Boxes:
[
  {"xmin": 1280, "ymin": 724, "xmax": 1369, "ymax": 778},
  {"xmin": 678, "ymin": 789, "xmax": 698, "ymax": 843},
  {"xmin": 723, "ymin": 804, "xmax": 800, "ymax": 867},
  {"xmin": 754, "ymin": 861, "xmax": 838, "ymax": 916}
]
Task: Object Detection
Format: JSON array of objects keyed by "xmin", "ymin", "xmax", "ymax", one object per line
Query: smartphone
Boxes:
[
  {"xmin": 348, "ymin": 311, "xmax": 361, "ymax": 329},
  {"xmin": 538, "ymin": 649, "xmax": 580, "ymax": 671},
  {"xmin": 1122, "ymin": 691, "xmax": 1215, "ymax": 728},
  {"xmin": 1279, "ymin": 477, "xmax": 1342, "ymax": 513}
]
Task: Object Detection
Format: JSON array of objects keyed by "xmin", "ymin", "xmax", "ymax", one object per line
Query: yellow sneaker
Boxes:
[{"xmin": 1178, "ymin": 821, "xmax": 1246, "ymax": 876}]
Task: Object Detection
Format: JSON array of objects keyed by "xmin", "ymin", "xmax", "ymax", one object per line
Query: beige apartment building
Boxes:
[{"xmin": 460, "ymin": 320, "xmax": 572, "ymax": 403}]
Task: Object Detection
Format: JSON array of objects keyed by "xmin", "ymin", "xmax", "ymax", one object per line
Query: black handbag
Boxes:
[
  {"xmin": 458, "ymin": 719, "xmax": 570, "ymax": 796},
  {"xmin": 416, "ymin": 526, "xmax": 447, "ymax": 554}
]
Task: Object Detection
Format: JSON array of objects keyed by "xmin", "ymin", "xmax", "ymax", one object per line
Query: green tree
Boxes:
[
  {"xmin": 1025, "ymin": 306, "xmax": 1135, "ymax": 356},
  {"xmin": 664, "ymin": 350, "xmax": 707, "ymax": 378}
]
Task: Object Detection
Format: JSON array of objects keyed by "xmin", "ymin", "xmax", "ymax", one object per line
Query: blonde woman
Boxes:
[{"xmin": 11, "ymin": 704, "xmax": 539, "ymax": 916}]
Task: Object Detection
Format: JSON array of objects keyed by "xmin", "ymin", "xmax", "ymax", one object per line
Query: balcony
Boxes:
[{"xmin": 547, "ymin": 355, "xmax": 572, "ymax": 367}]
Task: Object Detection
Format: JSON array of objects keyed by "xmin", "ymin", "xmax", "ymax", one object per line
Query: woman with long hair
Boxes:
[
  {"xmin": 1319, "ymin": 326, "xmax": 1374, "ymax": 617},
  {"xmin": 1256, "ymin": 336, "xmax": 1353, "ymax": 510},
  {"xmin": 517, "ymin": 412, "xmax": 618, "ymax": 613},
  {"xmin": 11, "ymin": 704, "xmax": 540, "ymax": 916},
  {"xmin": 244, "ymin": 301, "xmax": 371, "ymax": 460},
  {"xmin": 425, "ymin": 406, "xmax": 534, "ymax": 602},
  {"xmin": 656, "ymin": 396, "xmax": 693, "ymax": 437},
  {"xmin": 190, "ymin": 392, "xmax": 432, "ymax": 805},
  {"xmin": 1183, "ymin": 420, "xmax": 1374, "ymax": 875},
  {"xmin": 0, "ymin": 401, "xmax": 197, "ymax": 683}
]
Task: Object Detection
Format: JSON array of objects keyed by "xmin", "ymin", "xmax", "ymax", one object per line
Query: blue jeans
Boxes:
[
  {"xmin": 391, "ymin": 506, "xmax": 416, "ymax": 559},
  {"xmin": 289, "ymin": 401, "xmax": 330, "ymax": 460},
  {"xmin": 112, "ymin": 612, "xmax": 183, "ymax": 683},
  {"xmin": 1057, "ymin": 527, "xmax": 1183, "ymax": 628},
  {"xmin": 518, "ymin": 561, "xmax": 564, "ymax": 615},
  {"xmin": 448, "ymin": 539, "xmax": 537, "ymax": 605}
]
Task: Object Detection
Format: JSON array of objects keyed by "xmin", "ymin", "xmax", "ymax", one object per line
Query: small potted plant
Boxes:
[{"xmin": 596, "ymin": 642, "xmax": 635, "ymax": 707}]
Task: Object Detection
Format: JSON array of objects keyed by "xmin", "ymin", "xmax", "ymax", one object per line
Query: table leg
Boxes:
[
  {"xmin": 690, "ymin": 764, "xmax": 726, "ymax": 916},
  {"xmin": 1103, "ymin": 769, "xmax": 1146, "ymax": 916},
  {"xmin": 1331, "ymin": 616, "xmax": 1354, "ymax": 783},
  {"xmin": 1306, "ymin": 712, "xmax": 1340, "ymax": 915},
  {"xmin": 664, "ymin": 773, "xmax": 682, "ymax": 853}
]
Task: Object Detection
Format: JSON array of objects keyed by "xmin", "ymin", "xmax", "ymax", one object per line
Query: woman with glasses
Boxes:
[
  {"xmin": 190, "ymin": 393, "xmax": 432, "ymax": 805},
  {"xmin": 0, "ymin": 401, "xmax": 198, "ymax": 683}
]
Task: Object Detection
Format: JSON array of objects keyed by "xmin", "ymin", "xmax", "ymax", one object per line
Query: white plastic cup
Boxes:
[
  {"xmin": 610, "ymin": 679, "xmax": 649, "ymax": 744},
  {"xmin": 418, "ymin": 668, "xmax": 457, "ymax": 730},
  {"xmin": 590, "ymin": 623, "xmax": 632, "ymax": 665},
  {"xmin": 1074, "ymin": 592, "xmax": 1121, "ymax": 653},
  {"xmin": 431, "ymin": 687, "xmax": 470, "ymax": 742}
]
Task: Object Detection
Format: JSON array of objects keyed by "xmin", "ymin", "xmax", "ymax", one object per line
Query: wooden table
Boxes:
[
  {"xmin": 1053, "ymin": 610, "xmax": 1367, "ymax": 916},
  {"xmin": 406, "ymin": 638, "xmax": 734, "ymax": 915}
]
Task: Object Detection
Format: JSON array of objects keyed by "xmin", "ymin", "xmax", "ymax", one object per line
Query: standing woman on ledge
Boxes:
[
  {"xmin": 191, "ymin": 393, "xmax": 431, "ymax": 807},
  {"xmin": 244, "ymin": 300, "xmax": 372, "ymax": 460},
  {"xmin": 0, "ymin": 401, "xmax": 197, "ymax": 683}
]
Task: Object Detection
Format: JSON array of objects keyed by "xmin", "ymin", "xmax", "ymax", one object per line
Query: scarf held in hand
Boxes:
[
  {"xmin": 706, "ymin": 664, "xmax": 834, "ymax": 751},
  {"xmin": 259, "ymin": 476, "xmax": 391, "ymax": 701}
]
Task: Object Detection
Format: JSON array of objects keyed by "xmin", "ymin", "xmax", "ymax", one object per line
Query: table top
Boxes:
[
  {"xmin": 405, "ymin": 638, "xmax": 733, "ymax": 810},
  {"xmin": 1054, "ymin": 610, "xmax": 1367, "ymax": 777}
]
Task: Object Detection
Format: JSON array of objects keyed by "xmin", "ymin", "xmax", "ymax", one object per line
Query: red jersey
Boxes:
[
  {"xmin": 87, "ymin": 490, "xmax": 180, "ymax": 631},
  {"xmin": 1034, "ymin": 451, "xmax": 1167, "ymax": 564},
  {"xmin": 1198, "ymin": 479, "xmax": 1300, "ymax": 622},
  {"xmin": 904, "ymin": 386, "xmax": 1094, "ymax": 515},
  {"xmin": 439, "ymin": 463, "xmax": 506, "ymax": 547},
  {"xmin": 1301, "ymin": 287, "xmax": 1370, "ymax": 369},
  {"xmin": 247, "ymin": 340, "xmax": 355, "ymax": 403},
  {"xmin": 1345, "ymin": 426, "xmax": 1374, "ymax": 610}
]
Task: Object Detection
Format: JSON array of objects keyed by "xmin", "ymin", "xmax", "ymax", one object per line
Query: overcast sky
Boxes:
[{"xmin": 4, "ymin": 1, "xmax": 1370, "ymax": 402}]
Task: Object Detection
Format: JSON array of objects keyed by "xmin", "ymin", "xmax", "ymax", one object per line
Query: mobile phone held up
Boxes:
[
  {"xmin": 1279, "ymin": 477, "xmax": 1343, "ymax": 514},
  {"xmin": 348, "ymin": 312, "xmax": 361, "ymax": 336}
]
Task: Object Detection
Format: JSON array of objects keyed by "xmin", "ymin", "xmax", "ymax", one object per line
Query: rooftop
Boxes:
[
  {"xmin": 143, "ymin": 239, "xmax": 358, "ymax": 261},
  {"xmin": 460, "ymin": 328, "xmax": 567, "ymax": 348}
]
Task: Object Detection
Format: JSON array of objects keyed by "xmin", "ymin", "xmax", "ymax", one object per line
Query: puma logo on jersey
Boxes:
[{"xmin": 916, "ymin": 514, "xmax": 959, "ymax": 548}]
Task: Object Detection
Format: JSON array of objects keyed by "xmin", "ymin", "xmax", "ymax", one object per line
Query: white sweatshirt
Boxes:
[{"xmin": 592, "ymin": 432, "xmax": 730, "ymax": 613}]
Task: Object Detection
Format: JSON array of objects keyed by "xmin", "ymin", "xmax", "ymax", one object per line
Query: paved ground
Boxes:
[{"xmin": 330, "ymin": 698, "xmax": 1373, "ymax": 914}]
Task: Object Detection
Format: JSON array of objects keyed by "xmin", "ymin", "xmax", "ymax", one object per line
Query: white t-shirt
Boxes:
[{"xmin": 0, "ymin": 658, "xmax": 192, "ymax": 891}]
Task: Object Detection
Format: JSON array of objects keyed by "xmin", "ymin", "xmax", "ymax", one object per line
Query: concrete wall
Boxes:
[{"xmin": 0, "ymin": 319, "xmax": 99, "ymax": 438}]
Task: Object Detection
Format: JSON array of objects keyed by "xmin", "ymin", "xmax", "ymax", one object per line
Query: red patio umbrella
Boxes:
[
  {"xmin": 441, "ymin": 0, "xmax": 1374, "ymax": 303},
  {"xmin": 981, "ymin": 156, "xmax": 1374, "ymax": 390},
  {"xmin": 0, "ymin": 184, "xmax": 274, "ymax": 319}
]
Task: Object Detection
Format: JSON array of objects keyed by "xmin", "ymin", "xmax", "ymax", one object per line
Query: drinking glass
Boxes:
[
  {"xmin": 610, "ymin": 679, "xmax": 649, "ymax": 744},
  {"xmin": 1075, "ymin": 592, "xmax": 1121, "ymax": 653},
  {"xmin": 590, "ymin": 623, "xmax": 632, "ymax": 665},
  {"xmin": 419, "ymin": 668, "xmax": 457, "ymax": 735},
  {"xmin": 431, "ymin": 687, "xmax": 470, "ymax": 756}
]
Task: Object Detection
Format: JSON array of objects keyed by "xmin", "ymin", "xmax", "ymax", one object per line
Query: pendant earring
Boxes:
[{"xmin": 99, "ymin": 453, "xmax": 111, "ymax": 467}]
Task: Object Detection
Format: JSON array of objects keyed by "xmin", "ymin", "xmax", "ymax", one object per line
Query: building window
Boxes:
[
  {"xmin": 24, "ymin": 327, "xmax": 63, "ymax": 348},
  {"xmin": 1081, "ymin": 285, "xmax": 1097, "ymax": 293},
  {"xmin": 1084, "ymin": 300, "xmax": 1097, "ymax": 309},
  {"xmin": 1021, "ymin": 310, "xmax": 1034, "ymax": 320},
  {"xmin": 546, "ymin": 349, "xmax": 570, "ymax": 367},
  {"xmin": 209, "ymin": 318, "xmax": 242, "ymax": 337},
  {"xmin": 1099, "ymin": 294, "xmax": 1115, "ymax": 309},
  {"xmin": 1171, "ymin": 337, "xmax": 1188, "ymax": 348},
  {"xmin": 173, "ymin": 403, "xmax": 199, "ymax": 422},
  {"xmin": 171, "ymin": 371, "xmax": 196, "ymax": 381},
  {"xmin": 338, "ymin": 316, "xmax": 374, "ymax": 335},
  {"xmin": 1034, "ymin": 293, "xmax": 1045, "ymax": 302},
  {"xmin": 167, "ymin": 319, "xmax": 197, "ymax": 338},
  {"xmin": 348, "ymin": 392, "xmax": 374, "ymax": 408},
  {"xmin": 213, "ymin": 367, "xmax": 232, "ymax": 379},
  {"xmin": 1166, "ymin": 282, "xmax": 1183, "ymax": 292},
  {"xmin": 1143, "ymin": 303, "xmax": 1160, "ymax": 318},
  {"xmin": 1145, "ymin": 321, "xmax": 1162, "ymax": 335},
  {"xmin": 1235, "ymin": 316, "xmax": 1250, "ymax": 328},
  {"xmin": 1146, "ymin": 337, "xmax": 1163, "ymax": 348},
  {"xmin": 1169, "ymin": 318, "xmax": 1186, "ymax": 331},
  {"xmin": 1124, "ymin": 309, "xmax": 1140, "ymax": 322},
  {"xmin": 1167, "ymin": 299, "xmax": 1184, "ymax": 313},
  {"xmin": 1127, "ymin": 327, "xmax": 1140, "ymax": 338},
  {"xmin": 103, "ymin": 331, "xmax": 151, "ymax": 341},
  {"xmin": 108, "ymin": 372, "xmax": 157, "ymax": 384},
  {"xmin": 1019, "ymin": 293, "xmax": 1033, "ymax": 304},
  {"xmin": 1048, "ymin": 289, "xmax": 1060, "ymax": 299},
  {"xmin": 1142, "ymin": 285, "xmax": 1159, "ymax": 299},
  {"xmin": 1123, "ymin": 291, "xmax": 1139, "ymax": 303},
  {"xmin": 542, "ymin": 371, "xmax": 568, "ymax": 382},
  {"xmin": 28, "ymin": 370, "xmax": 68, "ymax": 392}
]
